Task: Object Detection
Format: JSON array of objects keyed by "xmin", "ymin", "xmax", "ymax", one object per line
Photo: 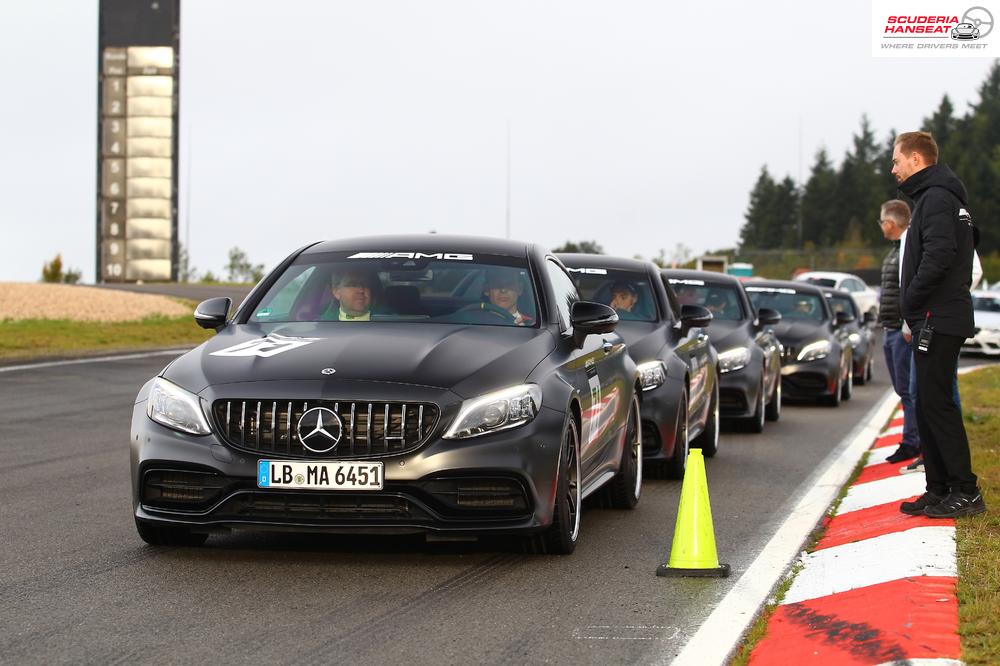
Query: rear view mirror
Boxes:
[
  {"xmin": 835, "ymin": 310, "xmax": 855, "ymax": 327},
  {"xmin": 757, "ymin": 307, "xmax": 782, "ymax": 327},
  {"xmin": 571, "ymin": 301, "xmax": 619, "ymax": 347},
  {"xmin": 863, "ymin": 310, "xmax": 876, "ymax": 325},
  {"xmin": 194, "ymin": 297, "xmax": 232, "ymax": 331},
  {"xmin": 680, "ymin": 304, "xmax": 713, "ymax": 333}
]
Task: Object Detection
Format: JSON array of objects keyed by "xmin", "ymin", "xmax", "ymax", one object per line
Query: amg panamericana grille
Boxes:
[{"xmin": 213, "ymin": 400, "xmax": 438, "ymax": 458}]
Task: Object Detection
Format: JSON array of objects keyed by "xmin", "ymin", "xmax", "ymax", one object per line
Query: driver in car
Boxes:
[
  {"xmin": 792, "ymin": 297, "xmax": 815, "ymax": 317},
  {"xmin": 485, "ymin": 269, "xmax": 534, "ymax": 326},
  {"xmin": 324, "ymin": 268, "xmax": 380, "ymax": 321},
  {"xmin": 608, "ymin": 281, "xmax": 641, "ymax": 320}
]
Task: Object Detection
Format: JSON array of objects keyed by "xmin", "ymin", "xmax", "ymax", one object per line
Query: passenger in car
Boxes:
[
  {"xmin": 608, "ymin": 281, "xmax": 641, "ymax": 320},
  {"xmin": 323, "ymin": 268, "xmax": 380, "ymax": 321},
  {"xmin": 485, "ymin": 269, "xmax": 534, "ymax": 326},
  {"xmin": 705, "ymin": 292, "xmax": 729, "ymax": 319}
]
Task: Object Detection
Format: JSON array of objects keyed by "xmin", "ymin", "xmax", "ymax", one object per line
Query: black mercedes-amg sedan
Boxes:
[
  {"xmin": 745, "ymin": 280, "xmax": 854, "ymax": 406},
  {"xmin": 821, "ymin": 287, "xmax": 876, "ymax": 385},
  {"xmin": 662, "ymin": 269, "xmax": 782, "ymax": 433},
  {"xmin": 557, "ymin": 254, "xmax": 718, "ymax": 479},
  {"xmin": 131, "ymin": 236, "xmax": 642, "ymax": 554}
]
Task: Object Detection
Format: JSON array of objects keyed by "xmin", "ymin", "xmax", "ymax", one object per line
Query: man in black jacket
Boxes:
[
  {"xmin": 893, "ymin": 131, "xmax": 985, "ymax": 518},
  {"xmin": 878, "ymin": 199, "xmax": 920, "ymax": 463}
]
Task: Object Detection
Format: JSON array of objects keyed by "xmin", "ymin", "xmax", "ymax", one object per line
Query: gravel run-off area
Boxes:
[{"xmin": 0, "ymin": 283, "xmax": 191, "ymax": 322}]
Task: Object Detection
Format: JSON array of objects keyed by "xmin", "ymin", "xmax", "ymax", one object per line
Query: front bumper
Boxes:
[
  {"xmin": 718, "ymin": 365, "xmax": 762, "ymax": 418},
  {"xmin": 636, "ymin": 375, "xmax": 685, "ymax": 462},
  {"xmin": 131, "ymin": 401, "xmax": 565, "ymax": 536},
  {"xmin": 963, "ymin": 330, "xmax": 1000, "ymax": 356},
  {"xmin": 780, "ymin": 356, "xmax": 839, "ymax": 398}
]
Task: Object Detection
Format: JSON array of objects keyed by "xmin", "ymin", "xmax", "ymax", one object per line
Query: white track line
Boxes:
[
  {"xmin": 781, "ymin": 526, "xmax": 956, "ymax": 604},
  {"xmin": 663, "ymin": 387, "xmax": 899, "ymax": 666},
  {"xmin": 837, "ymin": 474, "xmax": 927, "ymax": 514},
  {"xmin": 874, "ymin": 659, "xmax": 964, "ymax": 666},
  {"xmin": 0, "ymin": 348, "xmax": 192, "ymax": 373}
]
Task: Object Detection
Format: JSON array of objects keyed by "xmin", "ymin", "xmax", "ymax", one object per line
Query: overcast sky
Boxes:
[{"xmin": 0, "ymin": 1, "xmax": 995, "ymax": 283}]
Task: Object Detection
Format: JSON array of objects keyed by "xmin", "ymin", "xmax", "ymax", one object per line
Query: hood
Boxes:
[
  {"xmin": 705, "ymin": 319, "xmax": 751, "ymax": 353},
  {"xmin": 162, "ymin": 322, "xmax": 555, "ymax": 398},
  {"xmin": 614, "ymin": 321, "xmax": 670, "ymax": 364},
  {"xmin": 770, "ymin": 319, "xmax": 829, "ymax": 345},
  {"xmin": 899, "ymin": 164, "xmax": 968, "ymax": 205}
]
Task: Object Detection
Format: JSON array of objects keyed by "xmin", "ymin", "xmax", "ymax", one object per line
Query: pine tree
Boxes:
[
  {"xmin": 740, "ymin": 167, "xmax": 776, "ymax": 249},
  {"xmin": 836, "ymin": 116, "xmax": 885, "ymax": 247},
  {"xmin": 800, "ymin": 149, "xmax": 839, "ymax": 246}
]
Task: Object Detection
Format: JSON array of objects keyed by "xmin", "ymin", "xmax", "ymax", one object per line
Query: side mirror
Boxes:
[
  {"xmin": 757, "ymin": 307, "xmax": 782, "ymax": 327},
  {"xmin": 570, "ymin": 301, "xmax": 619, "ymax": 348},
  {"xmin": 834, "ymin": 310, "xmax": 855, "ymax": 327},
  {"xmin": 680, "ymin": 304, "xmax": 713, "ymax": 334},
  {"xmin": 863, "ymin": 310, "xmax": 876, "ymax": 325},
  {"xmin": 195, "ymin": 297, "xmax": 232, "ymax": 331}
]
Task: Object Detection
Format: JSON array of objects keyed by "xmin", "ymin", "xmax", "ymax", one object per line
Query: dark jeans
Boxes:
[
  {"xmin": 913, "ymin": 331, "xmax": 978, "ymax": 495},
  {"xmin": 883, "ymin": 328, "xmax": 919, "ymax": 450}
]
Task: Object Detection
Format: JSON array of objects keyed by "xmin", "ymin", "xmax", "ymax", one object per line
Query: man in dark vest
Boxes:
[
  {"xmin": 893, "ymin": 131, "xmax": 986, "ymax": 518},
  {"xmin": 878, "ymin": 199, "xmax": 920, "ymax": 463}
]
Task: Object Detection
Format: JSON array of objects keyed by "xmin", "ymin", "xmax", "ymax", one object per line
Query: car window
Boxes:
[
  {"xmin": 825, "ymin": 294, "xmax": 857, "ymax": 318},
  {"xmin": 248, "ymin": 252, "xmax": 539, "ymax": 327},
  {"xmin": 665, "ymin": 278, "xmax": 745, "ymax": 321},
  {"xmin": 973, "ymin": 296, "xmax": 1000, "ymax": 312},
  {"xmin": 545, "ymin": 259, "xmax": 579, "ymax": 331},
  {"xmin": 746, "ymin": 287, "xmax": 826, "ymax": 321},
  {"xmin": 802, "ymin": 277, "xmax": 837, "ymax": 288},
  {"xmin": 568, "ymin": 268, "xmax": 659, "ymax": 322}
]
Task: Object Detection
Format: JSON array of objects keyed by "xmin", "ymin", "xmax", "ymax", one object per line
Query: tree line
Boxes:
[{"xmin": 739, "ymin": 62, "xmax": 1000, "ymax": 274}]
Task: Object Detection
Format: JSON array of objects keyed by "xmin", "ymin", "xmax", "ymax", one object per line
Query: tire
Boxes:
[
  {"xmin": 607, "ymin": 394, "xmax": 642, "ymax": 509},
  {"xmin": 822, "ymin": 363, "xmax": 842, "ymax": 407},
  {"xmin": 841, "ymin": 354, "xmax": 853, "ymax": 401},
  {"xmin": 692, "ymin": 379, "xmax": 720, "ymax": 457},
  {"xmin": 744, "ymin": 376, "xmax": 766, "ymax": 434},
  {"xmin": 854, "ymin": 357, "xmax": 867, "ymax": 386},
  {"xmin": 866, "ymin": 357, "xmax": 874, "ymax": 383},
  {"xmin": 135, "ymin": 519, "xmax": 208, "ymax": 547},
  {"xmin": 536, "ymin": 417, "xmax": 582, "ymax": 555},
  {"xmin": 765, "ymin": 373, "xmax": 781, "ymax": 422},
  {"xmin": 664, "ymin": 391, "xmax": 689, "ymax": 480}
]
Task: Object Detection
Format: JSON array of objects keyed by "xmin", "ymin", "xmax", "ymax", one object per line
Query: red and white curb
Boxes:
[{"xmin": 746, "ymin": 404, "xmax": 962, "ymax": 665}]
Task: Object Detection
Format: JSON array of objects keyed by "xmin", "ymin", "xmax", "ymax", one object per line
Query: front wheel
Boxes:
[
  {"xmin": 841, "ymin": 353, "xmax": 853, "ymax": 401},
  {"xmin": 765, "ymin": 374, "xmax": 781, "ymax": 422},
  {"xmin": 744, "ymin": 376, "xmax": 766, "ymax": 434},
  {"xmin": 663, "ymin": 390, "xmax": 689, "ymax": 480},
  {"xmin": 822, "ymin": 361, "xmax": 843, "ymax": 407},
  {"xmin": 607, "ymin": 394, "xmax": 642, "ymax": 509},
  {"xmin": 535, "ymin": 418, "xmax": 582, "ymax": 555},
  {"xmin": 692, "ymin": 379, "xmax": 720, "ymax": 457}
]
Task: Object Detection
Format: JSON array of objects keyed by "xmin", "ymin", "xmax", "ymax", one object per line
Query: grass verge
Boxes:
[
  {"xmin": 0, "ymin": 315, "xmax": 213, "ymax": 362},
  {"xmin": 956, "ymin": 366, "xmax": 1000, "ymax": 666}
]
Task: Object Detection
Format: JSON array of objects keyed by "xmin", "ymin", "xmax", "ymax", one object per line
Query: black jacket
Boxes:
[
  {"xmin": 899, "ymin": 164, "xmax": 976, "ymax": 338},
  {"xmin": 879, "ymin": 242, "xmax": 902, "ymax": 330}
]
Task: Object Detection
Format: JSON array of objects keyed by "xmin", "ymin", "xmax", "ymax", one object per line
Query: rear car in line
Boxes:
[
  {"xmin": 557, "ymin": 254, "xmax": 719, "ymax": 479},
  {"xmin": 746, "ymin": 280, "xmax": 854, "ymax": 407},
  {"xmin": 663, "ymin": 269, "xmax": 783, "ymax": 433},
  {"xmin": 794, "ymin": 271, "xmax": 879, "ymax": 320},
  {"xmin": 963, "ymin": 290, "xmax": 1000, "ymax": 356},
  {"xmin": 131, "ymin": 235, "xmax": 642, "ymax": 554},
  {"xmin": 821, "ymin": 287, "xmax": 877, "ymax": 384}
]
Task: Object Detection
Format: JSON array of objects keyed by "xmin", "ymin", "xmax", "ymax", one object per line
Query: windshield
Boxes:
[
  {"xmin": 747, "ymin": 287, "xmax": 826, "ymax": 321},
  {"xmin": 667, "ymin": 278, "xmax": 745, "ymax": 321},
  {"xmin": 567, "ymin": 268, "xmax": 658, "ymax": 322},
  {"xmin": 973, "ymin": 295, "xmax": 1000, "ymax": 312},
  {"xmin": 825, "ymin": 294, "xmax": 857, "ymax": 318},
  {"xmin": 248, "ymin": 252, "xmax": 539, "ymax": 327},
  {"xmin": 801, "ymin": 277, "xmax": 837, "ymax": 288}
]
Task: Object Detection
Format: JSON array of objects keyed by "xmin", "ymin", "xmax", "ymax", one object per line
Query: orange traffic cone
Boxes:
[{"xmin": 656, "ymin": 448, "xmax": 730, "ymax": 577}]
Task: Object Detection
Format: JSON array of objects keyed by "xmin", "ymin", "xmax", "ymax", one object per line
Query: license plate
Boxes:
[{"xmin": 257, "ymin": 460, "xmax": 384, "ymax": 490}]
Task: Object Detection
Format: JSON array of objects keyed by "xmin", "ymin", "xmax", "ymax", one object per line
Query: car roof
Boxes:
[
  {"xmin": 661, "ymin": 268, "xmax": 743, "ymax": 285},
  {"xmin": 303, "ymin": 234, "xmax": 535, "ymax": 258},
  {"xmin": 555, "ymin": 253, "xmax": 655, "ymax": 272},
  {"xmin": 744, "ymin": 279, "xmax": 826, "ymax": 295}
]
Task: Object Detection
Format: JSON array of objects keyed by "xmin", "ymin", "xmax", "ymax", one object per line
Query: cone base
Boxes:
[{"xmin": 656, "ymin": 562, "xmax": 731, "ymax": 578}]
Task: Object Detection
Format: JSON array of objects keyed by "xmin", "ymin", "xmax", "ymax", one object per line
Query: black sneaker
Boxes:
[
  {"xmin": 899, "ymin": 457, "xmax": 925, "ymax": 475},
  {"xmin": 900, "ymin": 492, "xmax": 944, "ymax": 516},
  {"xmin": 886, "ymin": 447, "xmax": 920, "ymax": 464},
  {"xmin": 924, "ymin": 491, "xmax": 987, "ymax": 518}
]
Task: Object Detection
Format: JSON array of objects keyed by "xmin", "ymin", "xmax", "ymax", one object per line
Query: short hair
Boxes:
[
  {"xmin": 881, "ymin": 199, "xmax": 911, "ymax": 229},
  {"xmin": 484, "ymin": 268, "xmax": 522, "ymax": 289},
  {"xmin": 330, "ymin": 267, "xmax": 377, "ymax": 289},
  {"xmin": 609, "ymin": 280, "xmax": 638, "ymax": 296},
  {"xmin": 895, "ymin": 131, "xmax": 939, "ymax": 165}
]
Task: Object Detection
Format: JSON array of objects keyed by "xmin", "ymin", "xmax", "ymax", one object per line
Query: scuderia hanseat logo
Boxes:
[{"xmin": 873, "ymin": 2, "xmax": 995, "ymax": 56}]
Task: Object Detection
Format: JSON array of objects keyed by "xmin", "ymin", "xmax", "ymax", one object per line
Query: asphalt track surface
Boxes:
[{"xmin": 1, "ymin": 343, "xmax": 991, "ymax": 664}]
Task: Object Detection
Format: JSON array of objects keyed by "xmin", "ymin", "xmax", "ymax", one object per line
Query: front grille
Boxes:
[
  {"xmin": 213, "ymin": 400, "xmax": 439, "ymax": 458},
  {"xmin": 719, "ymin": 388, "xmax": 748, "ymax": 413},
  {"xmin": 215, "ymin": 491, "xmax": 429, "ymax": 522}
]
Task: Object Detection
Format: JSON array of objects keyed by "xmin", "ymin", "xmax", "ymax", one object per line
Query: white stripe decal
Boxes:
[
  {"xmin": 0, "ymin": 348, "xmax": 192, "ymax": 374},
  {"xmin": 838, "ymin": 473, "xmax": 927, "ymax": 514},
  {"xmin": 782, "ymin": 526, "xmax": 957, "ymax": 605}
]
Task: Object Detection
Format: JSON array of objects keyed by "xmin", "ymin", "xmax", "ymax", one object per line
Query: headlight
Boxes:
[
  {"xmin": 797, "ymin": 340, "xmax": 831, "ymax": 362},
  {"xmin": 443, "ymin": 384, "xmax": 542, "ymax": 439},
  {"xmin": 848, "ymin": 332, "xmax": 862, "ymax": 347},
  {"xmin": 637, "ymin": 360, "xmax": 667, "ymax": 391},
  {"xmin": 146, "ymin": 377, "xmax": 212, "ymax": 435},
  {"xmin": 718, "ymin": 346, "xmax": 751, "ymax": 374}
]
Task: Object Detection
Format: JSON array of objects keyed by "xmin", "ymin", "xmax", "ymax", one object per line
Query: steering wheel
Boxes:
[{"xmin": 455, "ymin": 302, "xmax": 517, "ymax": 324}]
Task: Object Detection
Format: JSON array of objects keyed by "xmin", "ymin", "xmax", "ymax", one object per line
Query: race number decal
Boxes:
[{"xmin": 210, "ymin": 333, "xmax": 321, "ymax": 358}]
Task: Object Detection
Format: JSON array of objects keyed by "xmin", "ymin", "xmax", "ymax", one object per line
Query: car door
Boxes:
[
  {"xmin": 543, "ymin": 258, "xmax": 625, "ymax": 479},
  {"xmin": 661, "ymin": 276, "xmax": 711, "ymax": 423},
  {"xmin": 747, "ymin": 290, "xmax": 781, "ymax": 396}
]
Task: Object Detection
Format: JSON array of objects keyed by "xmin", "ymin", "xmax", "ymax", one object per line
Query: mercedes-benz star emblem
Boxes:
[{"xmin": 296, "ymin": 407, "xmax": 343, "ymax": 453}]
